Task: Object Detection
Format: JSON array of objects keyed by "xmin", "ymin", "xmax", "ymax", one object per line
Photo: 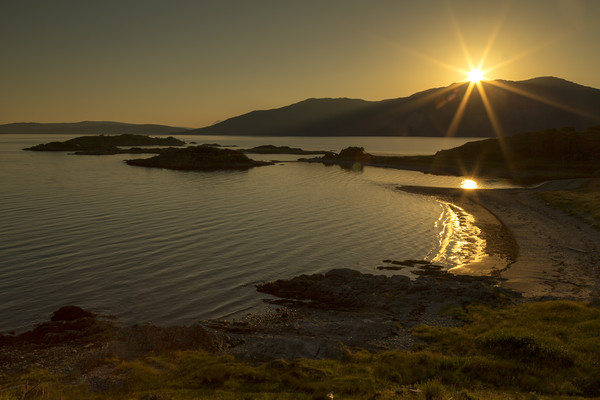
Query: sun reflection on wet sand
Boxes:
[
  {"xmin": 431, "ymin": 201, "xmax": 486, "ymax": 270},
  {"xmin": 460, "ymin": 179, "xmax": 478, "ymax": 189}
]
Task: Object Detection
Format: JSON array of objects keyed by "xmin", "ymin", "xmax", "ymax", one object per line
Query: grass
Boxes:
[
  {"xmin": 1, "ymin": 300, "xmax": 599, "ymax": 399},
  {"xmin": 539, "ymin": 178, "xmax": 600, "ymax": 229}
]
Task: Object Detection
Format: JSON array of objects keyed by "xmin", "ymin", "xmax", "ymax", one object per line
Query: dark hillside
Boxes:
[
  {"xmin": 431, "ymin": 126, "xmax": 600, "ymax": 179},
  {"xmin": 190, "ymin": 77, "xmax": 600, "ymax": 137},
  {"xmin": 304, "ymin": 126, "xmax": 600, "ymax": 183},
  {"xmin": 191, "ymin": 97, "xmax": 374, "ymax": 136}
]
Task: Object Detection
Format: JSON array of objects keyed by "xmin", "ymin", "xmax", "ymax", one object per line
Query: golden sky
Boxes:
[{"xmin": 1, "ymin": 0, "xmax": 598, "ymax": 128}]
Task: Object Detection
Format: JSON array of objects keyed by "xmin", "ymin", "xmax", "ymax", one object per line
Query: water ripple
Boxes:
[{"xmin": 0, "ymin": 135, "xmax": 491, "ymax": 332}]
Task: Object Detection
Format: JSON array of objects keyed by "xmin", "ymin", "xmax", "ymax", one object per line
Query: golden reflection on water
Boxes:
[
  {"xmin": 431, "ymin": 201, "xmax": 486, "ymax": 270},
  {"xmin": 460, "ymin": 179, "xmax": 478, "ymax": 189}
]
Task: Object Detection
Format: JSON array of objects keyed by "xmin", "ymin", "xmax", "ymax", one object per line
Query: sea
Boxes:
[{"xmin": 0, "ymin": 134, "xmax": 516, "ymax": 332}]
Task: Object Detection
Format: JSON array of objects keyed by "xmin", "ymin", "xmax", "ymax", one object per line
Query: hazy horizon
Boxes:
[{"xmin": 2, "ymin": 0, "xmax": 600, "ymax": 127}]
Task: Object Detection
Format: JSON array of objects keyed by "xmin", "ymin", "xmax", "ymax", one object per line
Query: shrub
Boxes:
[
  {"xmin": 479, "ymin": 329, "xmax": 574, "ymax": 367},
  {"xmin": 421, "ymin": 379, "xmax": 445, "ymax": 400}
]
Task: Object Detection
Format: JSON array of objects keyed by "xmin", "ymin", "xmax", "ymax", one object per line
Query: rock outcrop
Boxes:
[
  {"xmin": 0, "ymin": 306, "xmax": 109, "ymax": 346},
  {"xmin": 208, "ymin": 267, "xmax": 522, "ymax": 361},
  {"xmin": 0, "ymin": 306, "xmax": 228, "ymax": 379},
  {"xmin": 126, "ymin": 146, "xmax": 273, "ymax": 170},
  {"xmin": 256, "ymin": 268, "xmax": 519, "ymax": 316},
  {"xmin": 0, "ymin": 268, "xmax": 524, "ymax": 368}
]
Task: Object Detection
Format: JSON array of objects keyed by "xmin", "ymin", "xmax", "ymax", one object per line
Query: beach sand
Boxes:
[{"xmin": 401, "ymin": 179, "xmax": 600, "ymax": 300}]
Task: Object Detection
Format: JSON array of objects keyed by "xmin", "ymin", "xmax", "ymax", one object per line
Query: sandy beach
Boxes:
[{"xmin": 402, "ymin": 179, "xmax": 600, "ymax": 300}]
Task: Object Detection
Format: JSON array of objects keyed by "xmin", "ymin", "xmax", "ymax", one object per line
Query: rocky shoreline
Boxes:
[
  {"xmin": 230, "ymin": 267, "xmax": 521, "ymax": 361},
  {"xmin": 3, "ymin": 176, "xmax": 599, "ymax": 391},
  {"xmin": 0, "ymin": 265, "xmax": 525, "ymax": 389}
]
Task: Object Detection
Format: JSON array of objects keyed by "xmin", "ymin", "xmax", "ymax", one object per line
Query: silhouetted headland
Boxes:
[
  {"xmin": 303, "ymin": 127, "xmax": 600, "ymax": 184},
  {"xmin": 125, "ymin": 146, "xmax": 273, "ymax": 170}
]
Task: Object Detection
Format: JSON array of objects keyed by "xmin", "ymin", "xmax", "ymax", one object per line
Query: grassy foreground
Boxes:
[
  {"xmin": 1, "ymin": 301, "xmax": 599, "ymax": 399},
  {"xmin": 540, "ymin": 178, "xmax": 600, "ymax": 229}
]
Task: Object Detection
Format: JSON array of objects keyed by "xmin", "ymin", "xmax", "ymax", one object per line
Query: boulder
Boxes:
[{"xmin": 51, "ymin": 305, "xmax": 94, "ymax": 321}]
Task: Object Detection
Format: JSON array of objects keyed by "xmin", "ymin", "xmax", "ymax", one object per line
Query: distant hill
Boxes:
[
  {"xmin": 0, "ymin": 121, "xmax": 189, "ymax": 135},
  {"xmin": 190, "ymin": 97, "xmax": 375, "ymax": 136},
  {"xmin": 189, "ymin": 77, "xmax": 600, "ymax": 137}
]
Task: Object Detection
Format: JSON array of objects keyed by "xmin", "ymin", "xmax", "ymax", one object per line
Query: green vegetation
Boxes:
[
  {"xmin": 2, "ymin": 300, "xmax": 599, "ymax": 399},
  {"xmin": 539, "ymin": 179, "xmax": 600, "ymax": 229}
]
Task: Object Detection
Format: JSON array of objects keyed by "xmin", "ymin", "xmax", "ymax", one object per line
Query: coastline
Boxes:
[
  {"xmin": 401, "ymin": 180, "xmax": 600, "ymax": 300},
  {"xmin": 401, "ymin": 186, "xmax": 518, "ymax": 277},
  {"xmin": 2, "ymin": 178, "xmax": 600, "ymax": 393}
]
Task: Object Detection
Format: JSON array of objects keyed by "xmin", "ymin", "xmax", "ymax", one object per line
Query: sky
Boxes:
[{"xmin": 1, "ymin": 0, "xmax": 599, "ymax": 128}]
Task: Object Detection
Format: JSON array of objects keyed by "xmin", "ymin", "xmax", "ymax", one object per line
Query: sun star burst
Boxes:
[{"xmin": 467, "ymin": 68, "xmax": 484, "ymax": 83}]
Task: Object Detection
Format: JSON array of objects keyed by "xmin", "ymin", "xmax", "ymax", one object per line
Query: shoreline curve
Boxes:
[{"xmin": 400, "ymin": 180, "xmax": 600, "ymax": 300}]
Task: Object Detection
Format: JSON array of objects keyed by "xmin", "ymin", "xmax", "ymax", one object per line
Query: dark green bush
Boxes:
[{"xmin": 479, "ymin": 329, "xmax": 574, "ymax": 367}]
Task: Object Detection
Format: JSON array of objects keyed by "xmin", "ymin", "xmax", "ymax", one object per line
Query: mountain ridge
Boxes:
[
  {"xmin": 3, "ymin": 77, "xmax": 599, "ymax": 137},
  {"xmin": 189, "ymin": 76, "xmax": 600, "ymax": 137}
]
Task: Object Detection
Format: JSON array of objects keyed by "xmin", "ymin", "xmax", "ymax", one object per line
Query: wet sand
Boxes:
[{"xmin": 401, "ymin": 179, "xmax": 600, "ymax": 299}]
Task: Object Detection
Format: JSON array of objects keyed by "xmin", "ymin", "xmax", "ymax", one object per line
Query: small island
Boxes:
[
  {"xmin": 23, "ymin": 134, "xmax": 185, "ymax": 154},
  {"xmin": 125, "ymin": 146, "xmax": 273, "ymax": 170}
]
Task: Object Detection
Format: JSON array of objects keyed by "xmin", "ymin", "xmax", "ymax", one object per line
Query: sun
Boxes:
[{"xmin": 467, "ymin": 68, "xmax": 484, "ymax": 83}]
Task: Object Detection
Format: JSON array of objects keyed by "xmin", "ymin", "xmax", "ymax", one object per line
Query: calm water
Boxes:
[{"xmin": 0, "ymin": 134, "xmax": 513, "ymax": 332}]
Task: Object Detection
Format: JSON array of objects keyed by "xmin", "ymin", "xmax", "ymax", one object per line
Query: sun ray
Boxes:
[
  {"xmin": 475, "ymin": 82, "xmax": 502, "ymax": 136},
  {"xmin": 446, "ymin": 81, "xmax": 475, "ymax": 137},
  {"xmin": 447, "ymin": 4, "xmax": 475, "ymax": 71},
  {"xmin": 477, "ymin": 0, "xmax": 513, "ymax": 70},
  {"xmin": 486, "ymin": 79, "xmax": 600, "ymax": 121},
  {"xmin": 392, "ymin": 43, "xmax": 469, "ymax": 76},
  {"xmin": 475, "ymin": 81, "xmax": 518, "ymax": 175},
  {"xmin": 402, "ymin": 83, "xmax": 463, "ymax": 110},
  {"xmin": 483, "ymin": 25, "xmax": 579, "ymax": 78},
  {"xmin": 483, "ymin": 38, "xmax": 555, "ymax": 77},
  {"xmin": 368, "ymin": 0, "xmax": 600, "ymax": 151}
]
